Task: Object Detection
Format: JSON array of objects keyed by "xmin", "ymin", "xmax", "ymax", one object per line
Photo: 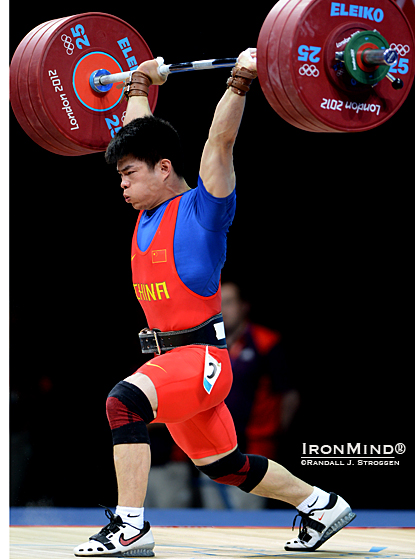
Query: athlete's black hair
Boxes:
[{"xmin": 105, "ymin": 115, "xmax": 185, "ymax": 178}]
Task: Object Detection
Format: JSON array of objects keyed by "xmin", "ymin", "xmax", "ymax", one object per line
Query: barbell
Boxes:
[{"xmin": 9, "ymin": 0, "xmax": 414, "ymax": 155}]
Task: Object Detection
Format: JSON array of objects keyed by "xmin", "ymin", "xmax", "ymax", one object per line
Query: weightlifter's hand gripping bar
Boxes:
[{"xmin": 91, "ymin": 57, "xmax": 238, "ymax": 92}]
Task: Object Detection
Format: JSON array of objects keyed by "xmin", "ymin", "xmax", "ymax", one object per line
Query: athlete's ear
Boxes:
[{"xmin": 158, "ymin": 158, "xmax": 172, "ymax": 181}]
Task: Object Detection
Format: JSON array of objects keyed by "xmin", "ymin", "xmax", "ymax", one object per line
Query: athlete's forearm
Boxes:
[
  {"xmin": 123, "ymin": 96, "xmax": 152, "ymax": 127},
  {"xmin": 207, "ymin": 88, "xmax": 246, "ymax": 149},
  {"xmin": 206, "ymin": 48, "xmax": 257, "ymax": 151}
]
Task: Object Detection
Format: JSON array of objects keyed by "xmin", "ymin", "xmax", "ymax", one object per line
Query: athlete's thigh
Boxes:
[
  {"xmin": 167, "ymin": 401, "xmax": 237, "ymax": 460},
  {"xmin": 133, "ymin": 345, "xmax": 232, "ymax": 424}
]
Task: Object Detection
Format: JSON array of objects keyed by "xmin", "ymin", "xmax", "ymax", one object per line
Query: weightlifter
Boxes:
[{"xmin": 74, "ymin": 48, "xmax": 355, "ymax": 557}]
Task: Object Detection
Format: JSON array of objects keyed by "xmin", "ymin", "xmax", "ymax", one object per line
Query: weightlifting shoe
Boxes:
[
  {"xmin": 285, "ymin": 493, "xmax": 356, "ymax": 552},
  {"xmin": 74, "ymin": 508, "xmax": 155, "ymax": 557}
]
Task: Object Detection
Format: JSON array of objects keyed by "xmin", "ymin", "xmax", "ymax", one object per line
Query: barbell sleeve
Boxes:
[
  {"xmin": 94, "ymin": 70, "xmax": 131, "ymax": 87},
  {"xmin": 362, "ymin": 48, "xmax": 398, "ymax": 66},
  {"xmin": 335, "ymin": 48, "xmax": 398, "ymax": 67}
]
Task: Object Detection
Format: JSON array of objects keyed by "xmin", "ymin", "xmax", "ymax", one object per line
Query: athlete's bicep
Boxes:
[
  {"xmin": 199, "ymin": 138, "xmax": 235, "ymax": 198},
  {"xmin": 199, "ymin": 88, "xmax": 246, "ymax": 197}
]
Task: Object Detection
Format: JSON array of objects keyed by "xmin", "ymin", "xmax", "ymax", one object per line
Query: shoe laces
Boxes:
[
  {"xmin": 291, "ymin": 513, "xmax": 313, "ymax": 543},
  {"xmin": 97, "ymin": 506, "xmax": 124, "ymax": 536}
]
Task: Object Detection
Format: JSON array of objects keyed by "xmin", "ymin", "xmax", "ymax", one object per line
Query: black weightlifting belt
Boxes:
[{"xmin": 139, "ymin": 313, "xmax": 227, "ymax": 355}]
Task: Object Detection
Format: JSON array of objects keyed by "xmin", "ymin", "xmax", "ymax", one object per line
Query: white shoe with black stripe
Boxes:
[
  {"xmin": 285, "ymin": 493, "xmax": 356, "ymax": 551},
  {"xmin": 74, "ymin": 508, "xmax": 155, "ymax": 557}
]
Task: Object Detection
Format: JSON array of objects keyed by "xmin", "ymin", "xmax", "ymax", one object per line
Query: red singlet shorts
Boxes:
[{"xmin": 133, "ymin": 345, "xmax": 237, "ymax": 460}]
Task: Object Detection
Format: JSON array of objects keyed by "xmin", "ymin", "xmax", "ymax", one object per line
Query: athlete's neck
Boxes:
[{"xmin": 147, "ymin": 177, "xmax": 190, "ymax": 211}]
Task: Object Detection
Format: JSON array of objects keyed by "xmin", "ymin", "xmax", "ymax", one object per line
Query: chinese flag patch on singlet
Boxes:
[{"xmin": 152, "ymin": 249, "xmax": 167, "ymax": 263}]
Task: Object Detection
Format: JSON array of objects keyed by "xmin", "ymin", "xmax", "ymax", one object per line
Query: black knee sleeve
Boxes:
[
  {"xmin": 196, "ymin": 448, "xmax": 269, "ymax": 493},
  {"xmin": 106, "ymin": 381, "xmax": 154, "ymax": 446}
]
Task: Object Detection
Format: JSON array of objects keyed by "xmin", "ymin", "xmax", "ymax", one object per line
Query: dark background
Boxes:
[{"xmin": 9, "ymin": 2, "xmax": 413, "ymax": 509}]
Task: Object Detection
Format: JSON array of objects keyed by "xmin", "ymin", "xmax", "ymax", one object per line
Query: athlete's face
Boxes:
[{"xmin": 117, "ymin": 155, "xmax": 169, "ymax": 211}]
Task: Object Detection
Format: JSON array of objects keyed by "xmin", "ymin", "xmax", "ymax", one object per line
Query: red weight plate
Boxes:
[
  {"xmin": 258, "ymin": 0, "xmax": 319, "ymax": 132},
  {"xmin": 263, "ymin": 0, "xmax": 334, "ymax": 131},
  {"xmin": 10, "ymin": 19, "xmax": 80, "ymax": 155},
  {"xmin": 278, "ymin": 0, "xmax": 366, "ymax": 131},
  {"xmin": 12, "ymin": 17, "xmax": 94, "ymax": 155},
  {"xmin": 278, "ymin": 0, "xmax": 414, "ymax": 132},
  {"xmin": 277, "ymin": 0, "xmax": 337, "ymax": 131},
  {"xmin": 28, "ymin": 12, "xmax": 158, "ymax": 153},
  {"xmin": 276, "ymin": 0, "xmax": 340, "ymax": 131},
  {"xmin": 24, "ymin": 17, "xmax": 100, "ymax": 155},
  {"xmin": 269, "ymin": 0, "xmax": 335, "ymax": 132},
  {"xmin": 258, "ymin": 0, "xmax": 318, "ymax": 131},
  {"xmin": 19, "ymin": 17, "xmax": 113, "ymax": 155}
]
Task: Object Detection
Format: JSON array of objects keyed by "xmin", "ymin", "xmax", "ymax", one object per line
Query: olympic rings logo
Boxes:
[
  {"xmin": 389, "ymin": 43, "xmax": 410, "ymax": 56},
  {"xmin": 299, "ymin": 64, "xmax": 319, "ymax": 77},
  {"xmin": 61, "ymin": 34, "xmax": 74, "ymax": 55}
]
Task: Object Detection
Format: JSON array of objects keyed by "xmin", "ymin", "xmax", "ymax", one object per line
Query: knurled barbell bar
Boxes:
[
  {"xmin": 9, "ymin": 0, "xmax": 414, "ymax": 155},
  {"xmin": 90, "ymin": 58, "xmax": 239, "ymax": 93}
]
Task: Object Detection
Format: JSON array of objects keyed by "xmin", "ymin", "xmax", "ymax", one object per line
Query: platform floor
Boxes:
[
  {"xmin": 10, "ymin": 508, "xmax": 415, "ymax": 559},
  {"xmin": 10, "ymin": 525, "xmax": 415, "ymax": 559}
]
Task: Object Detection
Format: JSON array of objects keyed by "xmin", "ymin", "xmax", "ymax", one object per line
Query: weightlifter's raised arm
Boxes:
[
  {"xmin": 121, "ymin": 49, "xmax": 257, "ymax": 198},
  {"xmin": 199, "ymin": 48, "xmax": 257, "ymax": 198}
]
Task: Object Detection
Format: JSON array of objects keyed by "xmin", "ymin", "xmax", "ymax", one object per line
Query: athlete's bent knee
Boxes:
[
  {"xmin": 196, "ymin": 447, "xmax": 268, "ymax": 493},
  {"xmin": 106, "ymin": 381, "xmax": 154, "ymax": 446}
]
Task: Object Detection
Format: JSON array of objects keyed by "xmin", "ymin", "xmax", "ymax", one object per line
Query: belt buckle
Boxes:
[{"xmin": 140, "ymin": 328, "xmax": 162, "ymax": 355}]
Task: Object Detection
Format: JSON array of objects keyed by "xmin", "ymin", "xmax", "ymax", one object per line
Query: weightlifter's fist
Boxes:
[
  {"xmin": 137, "ymin": 58, "xmax": 168, "ymax": 86},
  {"xmin": 237, "ymin": 48, "xmax": 257, "ymax": 76}
]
